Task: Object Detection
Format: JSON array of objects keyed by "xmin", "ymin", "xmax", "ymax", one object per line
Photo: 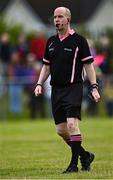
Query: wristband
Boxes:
[
  {"xmin": 35, "ymin": 83, "xmax": 43, "ymax": 88},
  {"xmin": 88, "ymin": 83, "xmax": 98, "ymax": 101},
  {"xmin": 91, "ymin": 83, "xmax": 98, "ymax": 90}
]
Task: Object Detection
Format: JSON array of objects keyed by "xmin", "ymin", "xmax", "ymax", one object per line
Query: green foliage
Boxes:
[
  {"xmin": 0, "ymin": 16, "xmax": 24, "ymax": 44},
  {"xmin": 0, "ymin": 16, "xmax": 8, "ymax": 34},
  {"xmin": 0, "ymin": 16, "xmax": 44, "ymax": 46},
  {"xmin": 105, "ymin": 27, "xmax": 113, "ymax": 40},
  {"xmin": 0, "ymin": 119, "xmax": 113, "ymax": 179},
  {"xmin": 7, "ymin": 24, "xmax": 24, "ymax": 45},
  {"xmin": 73, "ymin": 23, "xmax": 91, "ymax": 37},
  {"xmin": 105, "ymin": 27, "xmax": 113, "ymax": 55},
  {"xmin": 104, "ymin": 28, "xmax": 113, "ymax": 72}
]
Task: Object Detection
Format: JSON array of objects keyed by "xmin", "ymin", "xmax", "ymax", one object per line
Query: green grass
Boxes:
[{"xmin": 0, "ymin": 117, "xmax": 113, "ymax": 179}]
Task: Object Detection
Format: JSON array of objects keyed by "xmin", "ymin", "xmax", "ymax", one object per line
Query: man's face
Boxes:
[{"xmin": 54, "ymin": 8, "xmax": 69, "ymax": 31}]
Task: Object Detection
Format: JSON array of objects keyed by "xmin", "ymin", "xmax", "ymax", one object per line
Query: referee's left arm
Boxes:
[
  {"xmin": 84, "ymin": 63, "xmax": 100, "ymax": 102},
  {"xmin": 80, "ymin": 36, "xmax": 100, "ymax": 102},
  {"xmin": 84, "ymin": 63, "xmax": 97, "ymax": 85}
]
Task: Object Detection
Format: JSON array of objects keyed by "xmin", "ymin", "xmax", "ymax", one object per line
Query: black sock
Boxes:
[
  {"xmin": 64, "ymin": 136, "xmax": 87, "ymax": 158},
  {"xmin": 70, "ymin": 134, "xmax": 81, "ymax": 166},
  {"xmin": 79, "ymin": 146, "xmax": 87, "ymax": 158}
]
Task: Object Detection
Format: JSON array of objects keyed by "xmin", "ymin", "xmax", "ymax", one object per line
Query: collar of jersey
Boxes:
[{"xmin": 58, "ymin": 28, "xmax": 75, "ymax": 41}]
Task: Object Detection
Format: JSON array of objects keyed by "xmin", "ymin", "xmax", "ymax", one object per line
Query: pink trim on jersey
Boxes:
[
  {"xmin": 59, "ymin": 28, "xmax": 75, "ymax": 41},
  {"xmin": 43, "ymin": 58, "xmax": 50, "ymax": 63},
  {"xmin": 81, "ymin": 56, "xmax": 93, "ymax": 62},
  {"xmin": 70, "ymin": 47, "xmax": 79, "ymax": 83}
]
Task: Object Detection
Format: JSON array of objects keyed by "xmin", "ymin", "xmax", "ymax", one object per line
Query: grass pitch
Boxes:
[{"xmin": 0, "ymin": 117, "xmax": 113, "ymax": 179}]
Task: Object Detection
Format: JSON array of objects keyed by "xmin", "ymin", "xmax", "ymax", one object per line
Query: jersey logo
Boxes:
[
  {"xmin": 49, "ymin": 48, "xmax": 54, "ymax": 52},
  {"xmin": 64, "ymin": 48, "xmax": 72, "ymax": 52}
]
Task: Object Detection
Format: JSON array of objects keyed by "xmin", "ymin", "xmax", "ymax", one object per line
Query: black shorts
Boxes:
[{"xmin": 51, "ymin": 83, "xmax": 83, "ymax": 124}]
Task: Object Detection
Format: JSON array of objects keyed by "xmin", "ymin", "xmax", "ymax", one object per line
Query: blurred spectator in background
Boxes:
[
  {"xmin": 30, "ymin": 31, "xmax": 47, "ymax": 63},
  {"xmin": 94, "ymin": 48, "xmax": 107, "ymax": 73},
  {"xmin": 11, "ymin": 33, "xmax": 29, "ymax": 63},
  {"xmin": 7, "ymin": 51, "xmax": 23, "ymax": 115},
  {"xmin": 0, "ymin": 33, "xmax": 11, "ymax": 75},
  {"xmin": 25, "ymin": 53, "xmax": 46, "ymax": 119},
  {"xmin": 97, "ymin": 35, "xmax": 112, "ymax": 74},
  {"xmin": 16, "ymin": 33, "xmax": 29, "ymax": 59},
  {"xmin": 103, "ymin": 78, "xmax": 113, "ymax": 117}
]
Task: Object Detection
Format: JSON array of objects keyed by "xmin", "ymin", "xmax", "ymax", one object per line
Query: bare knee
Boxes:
[
  {"xmin": 67, "ymin": 118, "xmax": 80, "ymax": 135},
  {"xmin": 56, "ymin": 123, "xmax": 69, "ymax": 138},
  {"xmin": 67, "ymin": 121, "xmax": 79, "ymax": 133}
]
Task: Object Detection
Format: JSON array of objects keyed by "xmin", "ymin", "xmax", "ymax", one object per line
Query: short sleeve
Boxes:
[
  {"xmin": 43, "ymin": 39, "xmax": 50, "ymax": 65},
  {"xmin": 80, "ymin": 37, "xmax": 94, "ymax": 64}
]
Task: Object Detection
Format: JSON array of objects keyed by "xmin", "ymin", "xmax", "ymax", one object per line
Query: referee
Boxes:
[{"xmin": 34, "ymin": 7, "xmax": 100, "ymax": 173}]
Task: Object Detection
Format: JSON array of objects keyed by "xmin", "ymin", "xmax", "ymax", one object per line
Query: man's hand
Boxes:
[
  {"xmin": 34, "ymin": 84, "xmax": 43, "ymax": 96},
  {"xmin": 91, "ymin": 88, "xmax": 100, "ymax": 102}
]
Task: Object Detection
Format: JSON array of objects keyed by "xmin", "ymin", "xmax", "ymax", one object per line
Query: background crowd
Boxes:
[{"xmin": 0, "ymin": 26, "xmax": 113, "ymax": 121}]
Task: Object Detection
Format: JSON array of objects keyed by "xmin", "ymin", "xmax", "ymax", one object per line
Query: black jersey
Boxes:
[{"xmin": 43, "ymin": 32, "xmax": 94, "ymax": 86}]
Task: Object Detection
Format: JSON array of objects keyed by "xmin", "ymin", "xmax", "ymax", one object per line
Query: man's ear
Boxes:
[{"xmin": 67, "ymin": 18, "xmax": 70, "ymax": 22}]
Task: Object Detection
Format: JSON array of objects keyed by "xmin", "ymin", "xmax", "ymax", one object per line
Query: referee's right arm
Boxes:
[{"xmin": 34, "ymin": 65, "xmax": 50, "ymax": 96}]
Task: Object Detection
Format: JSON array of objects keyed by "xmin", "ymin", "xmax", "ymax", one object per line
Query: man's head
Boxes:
[{"xmin": 54, "ymin": 7, "xmax": 71, "ymax": 32}]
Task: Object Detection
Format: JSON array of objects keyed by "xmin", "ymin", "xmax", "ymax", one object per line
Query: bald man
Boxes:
[{"xmin": 34, "ymin": 7, "xmax": 100, "ymax": 173}]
